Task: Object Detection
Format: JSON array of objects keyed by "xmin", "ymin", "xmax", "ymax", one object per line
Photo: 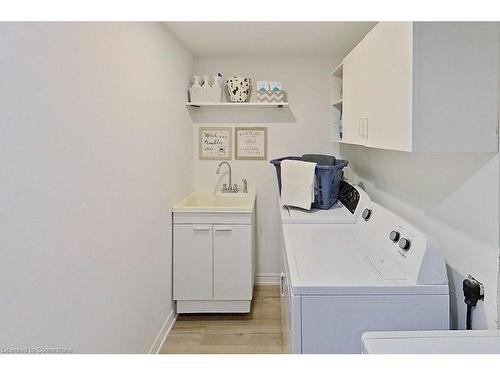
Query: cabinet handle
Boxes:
[
  {"xmin": 214, "ymin": 226, "xmax": 232, "ymax": 232},
  {"xmin": 193, "ymin": 225, "xmax": 210, "ymax": 231}
]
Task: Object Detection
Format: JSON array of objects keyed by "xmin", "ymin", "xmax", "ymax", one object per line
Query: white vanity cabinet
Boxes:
[
  {"xmin": 172, "ymin": 209, "xmax": 256, "ymax": 313},
  {"xmin": 341, "ymin": 22, "xmax": 499, "ymax": 152}
]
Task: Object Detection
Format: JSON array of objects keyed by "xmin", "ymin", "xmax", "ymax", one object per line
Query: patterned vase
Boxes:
[{"xmin": 225, "ymin": 76, "xmax": 252, "ymax": 103}]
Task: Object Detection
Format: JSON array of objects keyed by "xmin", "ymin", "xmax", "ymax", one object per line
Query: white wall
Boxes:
[
  {"xmin": 341, "ymin": 145, "xmax": 499, "ymax": 329},
  {"xmin": 0, "ymin": 23, "xmax": 193, "ymax": 353},
  {"xmin": 191, "ymin": 56, "xmax": 340, "ymax": 281}
]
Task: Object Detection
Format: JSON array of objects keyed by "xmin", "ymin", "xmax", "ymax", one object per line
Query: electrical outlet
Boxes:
[{"xmin": 465, "ymin": 274, "xmax": 484, "ymax": 302}]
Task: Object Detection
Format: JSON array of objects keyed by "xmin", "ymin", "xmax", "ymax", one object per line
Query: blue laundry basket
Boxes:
[{"xmin": 270, "ymin": 155, "xmax": 348, "ymax": 209}]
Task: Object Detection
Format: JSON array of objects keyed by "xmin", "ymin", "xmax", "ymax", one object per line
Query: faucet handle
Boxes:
[
  {"xmin": 233, "ymin": 184, "xmax": 239, "ymax": 192},
  {"xmin": 222, "ymin": 183, "xmax": 227, "ymax": 192}
]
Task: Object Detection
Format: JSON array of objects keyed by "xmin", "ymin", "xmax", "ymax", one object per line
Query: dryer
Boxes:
[{"xmin": 279, "ymin": 181, "xmax": 450, "ymax": 353}]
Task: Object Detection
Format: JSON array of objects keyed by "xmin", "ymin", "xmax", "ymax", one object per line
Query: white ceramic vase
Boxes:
[{"xmin": 225, "ymin": 76, "xmax": 252, "ymax": 103}]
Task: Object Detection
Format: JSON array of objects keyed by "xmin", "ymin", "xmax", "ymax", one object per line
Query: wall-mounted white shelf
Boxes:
[{"xmin": 186, "ymin": 102, "xmax": 289, "ymax": 108}]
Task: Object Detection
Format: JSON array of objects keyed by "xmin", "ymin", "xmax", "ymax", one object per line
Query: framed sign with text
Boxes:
[
  {"xmin": 199, "ymin": 127, "xmax": 232, "ymax": 160},
  {"xmin": 235, "ymin": 127, "xmax": 267, "ymax": 160}
]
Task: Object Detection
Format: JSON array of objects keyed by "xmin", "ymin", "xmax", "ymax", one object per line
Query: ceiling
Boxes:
[{"xmin": 165, "ymin": 22, "xmax": 377, "ymax": 57}]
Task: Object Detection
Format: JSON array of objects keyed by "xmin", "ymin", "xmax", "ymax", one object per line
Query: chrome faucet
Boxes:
[{"xmin": 216, "ymin": 161, "xmax": 238, "ymax": 193}]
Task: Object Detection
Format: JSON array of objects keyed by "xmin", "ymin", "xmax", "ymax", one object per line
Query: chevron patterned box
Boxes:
[{"xmin": 256, "ymin": 89, "xmax": 285, "ymax": 103}]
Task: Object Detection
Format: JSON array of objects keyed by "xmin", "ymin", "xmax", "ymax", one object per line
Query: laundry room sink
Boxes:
[
  {"xmin": 173, "ymin": 190, "xmax": 256, "ymax": 213},
  {"xmin": 172, "ymin": 190, "xmax": 257, "ymax": 313}
]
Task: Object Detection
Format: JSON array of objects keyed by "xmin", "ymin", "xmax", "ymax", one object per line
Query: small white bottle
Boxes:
[
  {"xmin": 202, "ymin": 75, "xmax": 211, "ymax": 87},
  {"xmin": 189, "ymin": 76, "xmax": 202, "ymax": 103},
  {"xmin": 211, "ymin": 75, "xmax": 222, "ymax": 102},
  {"xmin": 211, "ymin": 75, "xmax": 220, "ymax": 88},
  {"xmin": 192, "ymin": 76, "xmax": 201, "ymax": 87}
]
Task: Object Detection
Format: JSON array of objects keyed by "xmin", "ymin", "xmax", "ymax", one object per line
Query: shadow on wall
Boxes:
[
  {"xmin": 187, "ymin": 106, "xmax": 297, "ymax": 124},
  {"xmin": 340, "ymin": 146, "xmax": 499, "ymax": 247},
  {"xmin": 341, "ymin": 145, "xmax": 495, "ymax": 209}
]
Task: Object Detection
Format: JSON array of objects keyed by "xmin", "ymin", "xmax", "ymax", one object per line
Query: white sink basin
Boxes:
[{"xmin": 173, "ymin": 191, "xmax": 256, "ymax": 213}]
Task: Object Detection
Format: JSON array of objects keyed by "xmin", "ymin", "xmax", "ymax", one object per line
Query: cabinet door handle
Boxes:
[
  {"xmin": 214, "ymin": 226, "xmax": 232, "ymax": 232},
  {"xmin": 193, "ymin": 225, "xmax": 210, "ymax": 231}
]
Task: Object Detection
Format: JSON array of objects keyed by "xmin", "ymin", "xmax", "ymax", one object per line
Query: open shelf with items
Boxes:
[
  {"xmin": 329, "ymin": 106, "xmax": 343, "ymax": 142},
  {"xmin": 186, "ymin": 102, "xmax": 289, "ymax": 108},
  {"xmin": 329, "ymin": 63, "xmax": 343, "ymax": 142},
  {"xmin": 329, "ymin": 63, "xmax": 343, "ymax": 104}
]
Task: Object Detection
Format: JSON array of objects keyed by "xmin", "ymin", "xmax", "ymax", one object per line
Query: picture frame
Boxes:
[
  {"xmin": 235, "ymin": 127, "xmax": 267, "ymax": 160},
  {"xmin": 199, "ymin": 127, "xmax": 232, "ymax": 160}
]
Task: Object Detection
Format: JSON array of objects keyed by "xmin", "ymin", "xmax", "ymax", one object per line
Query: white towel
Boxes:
[{"xmin": 280, "ymin": 160, "xmax": 317, "ymax": 210}]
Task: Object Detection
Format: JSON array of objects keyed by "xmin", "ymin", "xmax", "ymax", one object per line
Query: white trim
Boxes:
[
  {"xmin": 177, "ymin": 300, "xmax": 250, "ymax": 313},
  {"xmin": 148, "ymin": 309, "xmax": 177, "ymax": 354},
  {"xmin": 255, "ymin": 274, "xmax": 280, "ymax": 285}
]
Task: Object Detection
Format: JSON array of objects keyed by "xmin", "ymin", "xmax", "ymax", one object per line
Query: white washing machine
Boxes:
[
  {"xmin": 362, "ymin": 330, "xmax": 500, "ymax": 354},
  {"xmin": 279, "ymin": 181, "xmax": 450, "ymax": 353}
]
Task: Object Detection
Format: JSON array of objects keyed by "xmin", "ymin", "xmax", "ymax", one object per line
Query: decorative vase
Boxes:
[{"xmin": 225, "ymin": 76, "xmax": 252, "ymax": 103}]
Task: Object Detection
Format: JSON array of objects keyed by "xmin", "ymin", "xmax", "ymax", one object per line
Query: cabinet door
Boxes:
[
  {"xmin": 342, "ymin": 34, "xmax": 372, "ymax": 146},
  {"xmin": 173, "ymin": 224, "xmax": 213, "ymax": 300},
  {"xmin": 213, "ymin": 225, "xmax": 252, "ymax": 300},
  {"xmin": 366, "ymin": 22, "xmax": 413, "ymax": 151}
]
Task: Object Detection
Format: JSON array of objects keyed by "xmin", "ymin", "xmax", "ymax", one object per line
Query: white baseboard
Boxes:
[
  {"xmin": 149, "ymin": 308, "xmax": 177, "ymax": 354},
  {"xmin": 177, "ymin": 300, "xmax": 250, "ymax": 313},
  {"xmin": 255, "ymin": 274, "xmax": 280, "ymax": 285}
]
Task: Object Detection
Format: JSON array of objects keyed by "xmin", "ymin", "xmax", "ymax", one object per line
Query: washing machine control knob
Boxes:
[
  {"xmin": 389, "ymin": 231, "xmax": 400, "ymax": 242},
  {"xmin": 398, "ymin": 238, "xmax": 411, "ymax": 251},
  {"xmin": 362, "ymin": 208, "xmax": 372, "ymax": 221}
]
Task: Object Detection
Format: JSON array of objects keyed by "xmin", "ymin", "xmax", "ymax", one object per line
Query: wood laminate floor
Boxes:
[{"xmin": 160, "ymin": 285, "xmax": 283, "ymax": 354}]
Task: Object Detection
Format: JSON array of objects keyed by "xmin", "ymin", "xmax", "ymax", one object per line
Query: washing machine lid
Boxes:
[
  {"xmin": 362, "ymin": 330, "xmax": 500, "ymax": 354},
  {"xmin": 282, "ymin": 224, "xmax": 448, "ymax": 296},
  {"xmin": 280, "ymin": 202, "xmax": 356, "ymax": 224}
]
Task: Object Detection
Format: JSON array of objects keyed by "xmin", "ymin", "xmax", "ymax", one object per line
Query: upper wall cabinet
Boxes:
[{"xmin": 342, "ymin": 22, "xmax": 499, "ymax": 152}]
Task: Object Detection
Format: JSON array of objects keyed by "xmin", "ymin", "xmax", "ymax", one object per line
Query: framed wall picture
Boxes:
[
  {"xmin": 199, "ymin": 127, "xmax": 232, "ymax": 160},
  {"xmin": 235, "ymin": 127, "xmax": 267, "ymax": 160}
]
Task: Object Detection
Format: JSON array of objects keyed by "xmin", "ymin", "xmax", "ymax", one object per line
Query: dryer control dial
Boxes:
[
  {"xmin": 362, "ymin": 208, "xmax": 372, "ymax": 221},
  {"xmin": 398, "ymin": 238, "xmax": 411, "ymax": 251},
  {"xmin": 389, "ymin": 231, "xmax": 400, "ymax": 242}
]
